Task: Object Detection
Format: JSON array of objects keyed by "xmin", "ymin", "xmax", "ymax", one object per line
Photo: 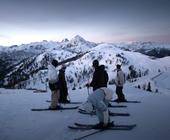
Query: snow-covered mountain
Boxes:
[
  {"xmin": 114, "ymin": 42, "xmax": 170, "ymax": 58},
  {"xmin": 0, "ymin": 36, "xmax": 96, "ymax": 88},
  {"xmin": 0, "ymin": 36, "xmax": 170, "ymax": 90}
]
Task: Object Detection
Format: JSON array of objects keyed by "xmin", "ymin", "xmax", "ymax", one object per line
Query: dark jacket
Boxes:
[
  {"xmin": 58, "ymin": 69, "xmax": 68, "ymax": 102},
  {"xmin": 90, "ymin": 65, "xmax": 109, "ymax": 91}
]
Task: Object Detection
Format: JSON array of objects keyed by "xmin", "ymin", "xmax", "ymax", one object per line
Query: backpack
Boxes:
[
  {"xmin": 48, "ymin": 64, "xmax": 59, "ymax": 84},
  {"xmin": 98, "ymin": 65, "xmax": 109, "ymax": 86}
]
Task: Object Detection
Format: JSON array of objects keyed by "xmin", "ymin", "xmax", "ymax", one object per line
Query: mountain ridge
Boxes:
[{"xmin": 0, "ymin": 35, "xmax": 170, "ymax": 89}]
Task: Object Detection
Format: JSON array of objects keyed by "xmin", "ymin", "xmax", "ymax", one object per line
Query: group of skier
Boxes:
[
  {"xmin": 81, "ymin": 60, "xmax": 127, "ymax": 129},
  {"xmin": 47, "ymin": 58, "xmax": 127, "ymax": 128}
]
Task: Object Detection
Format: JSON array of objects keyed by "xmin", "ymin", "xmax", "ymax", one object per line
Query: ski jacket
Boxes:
[
  {"xmin": 48, "ymin": 64, "xmax": 59, "ymax": 84},
  {"xmin": 58, "ymin": 69, "xmax": 68, "ymax": 102},
  {"xmin": 90, "ymin": 65, "xmax": 109, "ymax": 91},
  {"xmin": 115, "ymin": 69, "xmax": 125, "ymax": 87}
]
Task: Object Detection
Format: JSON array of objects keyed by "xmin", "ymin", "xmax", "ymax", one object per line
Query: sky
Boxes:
[{"xmin": 0, "ymin": 0, "xmax": 170, "ymax": 46}]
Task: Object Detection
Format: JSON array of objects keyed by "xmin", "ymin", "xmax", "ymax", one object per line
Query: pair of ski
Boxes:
[
  {"xmin": 78, "ymin": 109, "xmax": 130, "ymax": 116},
  {"xmin": 69, "ymin": 122, "xmax": 136, "ymax": 140},
  {"xmin": 46, "ymin": 100, "xmax": 82, "ymax": 104},
  {"xmin": 31, "ymin": 106, "xmax": 79, "ymax": 111},
  {"xmin": 31, "ymin": 100, "xmax": 81, "ymax": 111},
  {"xmin": 46, "ymin": 100, "xmax": 128, "ymax": 108}
]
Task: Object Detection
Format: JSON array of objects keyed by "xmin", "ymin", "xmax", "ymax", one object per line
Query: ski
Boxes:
[
  {"xmin": 78, "ymin": 109, "xmax": 130, "ymax": 116},
  {"xmin": 108, "ymin": 104, "xmax": 127, "ymax": 108},
  {"xmin": 74, "ymin": 122, "xmax": 136, "ymax": 128},
  {"xmin": 46, "ymin": 100, "xmax": 82, "ymax": 104},
  {"xmin": 31, "ymin": 106, "xmax": 79, "ymax": 111},
  {"xmin": 111, "ymin": 100, "xmax": 141, "ymax": 103},
  {"xmin": 69, "ymin": 124, "xmax": 136, "ymax": 130}
]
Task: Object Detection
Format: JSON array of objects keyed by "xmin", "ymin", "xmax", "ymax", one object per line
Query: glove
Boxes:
[{"xmin": 86, "ymin": 83, "xmax": 90, "ymax": 87}]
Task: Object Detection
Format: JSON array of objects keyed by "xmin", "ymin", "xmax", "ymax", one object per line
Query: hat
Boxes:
[
  {"xmin": 51, "ymin": 59, "xmax": 58, "ymax": 67},
  {"xmin": 116, "ymin": 64, "xmax": 121, "ymax": 69},
  {"xmin": 92, "ymin": 60, "xmax": 99, "ymax": 67}
]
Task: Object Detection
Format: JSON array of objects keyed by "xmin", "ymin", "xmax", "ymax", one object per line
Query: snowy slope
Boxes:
[
  {"xmin": 0, "ymin": 78, "xmax": 170, "ymax": 140},
  {"xmin": 152, "ymin": 68, "xmax": 170, "ymax": 93},
  {"xmin": 61, "ymin": 44, "xmax": 170, "ymax": 90},
  {"xmin": 10, "ymin": 43, "xmax": 169, "ymax": 91}
]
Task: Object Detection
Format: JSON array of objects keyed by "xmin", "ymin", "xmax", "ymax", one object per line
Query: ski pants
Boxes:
[
  {"xmin": 116, "ymin": 86, "xmax": 126, "ymax": 101},
  {"xmin": 50, "ymin": 90, "xmax": 60, "ymax": 109},
  {"xmin": 88, "ymin": 89, "xmax": 110, "ymax": 123}
]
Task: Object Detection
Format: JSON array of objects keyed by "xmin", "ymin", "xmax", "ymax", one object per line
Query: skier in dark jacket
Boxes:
[
  {"xmin": 87, "ymin": 60, "xmax": 109, "ymax": 91},
  {"xmin": 58, "ymin": 65, "xmax": 70, "ymax": 103}
]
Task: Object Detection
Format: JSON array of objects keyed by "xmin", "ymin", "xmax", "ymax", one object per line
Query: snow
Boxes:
[
  {"xmin": 1, "ymin": 69, "xmax": 170, "ymax": 140},
  {"xmin": 152, "ymin": 69, "xmax": 170, "ymax": 93}
]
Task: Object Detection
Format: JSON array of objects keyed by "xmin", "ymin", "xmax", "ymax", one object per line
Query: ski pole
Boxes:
[
  {"xmin": 87, "ymin": 87, "xmax": 90, "ymax": 95},
  {"xmin": 74, "ymin": 129, "xmax": 104, "ymax": 140}
]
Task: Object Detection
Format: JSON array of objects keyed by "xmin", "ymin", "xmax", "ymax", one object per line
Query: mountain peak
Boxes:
[
  {"xmin": 61, "ymin": 38, "xmax": 69, "ymax": 42},
  {"xmin": 71, "ymin": 35, "xmax": 86, "ymax": 43}
]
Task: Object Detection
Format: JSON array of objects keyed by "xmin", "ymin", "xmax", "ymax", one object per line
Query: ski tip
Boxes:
[{"xmin": 128, "ymin": 124, "xmax": 137, "ymax": 130}]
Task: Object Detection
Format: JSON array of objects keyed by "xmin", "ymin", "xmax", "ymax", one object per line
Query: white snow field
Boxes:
[{"xmin": 1, "ymin": 73, "xmax": 170, "ymax": 140}]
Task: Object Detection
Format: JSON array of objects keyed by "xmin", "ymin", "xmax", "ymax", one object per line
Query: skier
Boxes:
[
  {"xmin": 86, "ymin": 60, "xmax": 109, "ymax": 91},
  {"xmin": 81, "ymin": 87, "xmax": 114, "ymax": 129},
  {"xmin": 48, "ymin": 59, "xmax": 60, "ymax": 109},
  {"xmin": 146, "ymin": 82, "xmax": 152, "ymax": 92},
  {"xmin": 114, "ymin": 64, "xmax": 127, "ymax": 102},
  {"xmin": 58, "ymin": 65, "xmax": 70, "ymax": 103}
]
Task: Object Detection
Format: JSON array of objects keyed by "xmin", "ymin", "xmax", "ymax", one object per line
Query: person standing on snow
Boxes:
[
  {"xmin": 48, "ymin": 59, "xmax": 60, "ymax": 109},
  {"xmin": 86, "ymin": 60, "xmax": 109, "ymax": 91},
  {"xmin": 114, "ymin": 64, "xmax": 127, "ymax": 102},
  {"xmin": 58, "ymin": 65, "xmax": 70, "ymax": 103},
  {"xmin": 81, "ymin": 87, "xmax": 114, "ymax": 129}
]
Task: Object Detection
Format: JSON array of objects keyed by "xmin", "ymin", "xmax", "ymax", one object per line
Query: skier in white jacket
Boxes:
[
  {"xmin": 48, "ymin": 59, "xmax": 60, "ymax": 109},
  {"xmin": 81, "ymin": 87, "xmax": 114, "ymax": 129},
  {"xmin": 114, "ymin": 64, "xmax": 127, "ymax": 102}
]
